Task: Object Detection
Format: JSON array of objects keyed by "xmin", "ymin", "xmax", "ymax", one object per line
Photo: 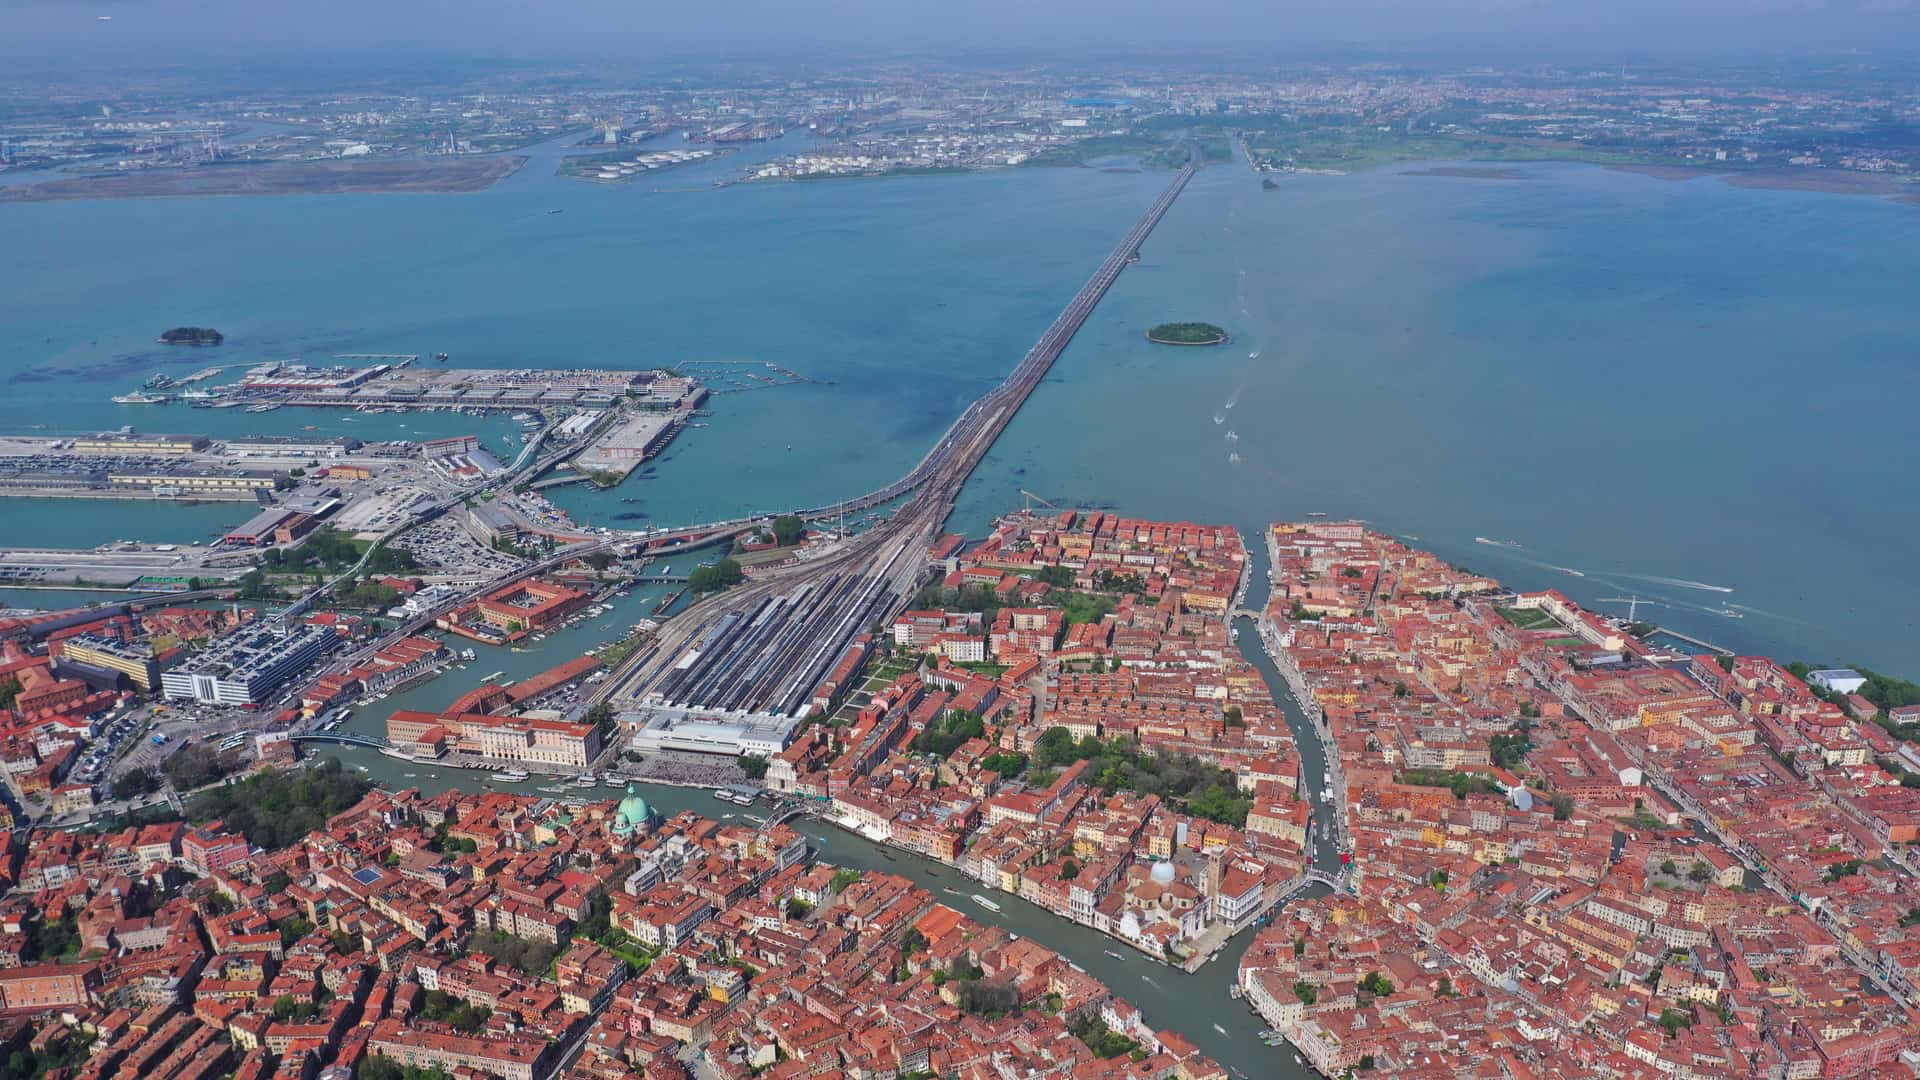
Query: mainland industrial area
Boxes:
[
  {"xmin": 4, "ymin": 58, "xmax": 1920, "ymax": 200},
  {"xmin": 3, "ymin": 75, "xmax": 1920, "ymax": 1080}
]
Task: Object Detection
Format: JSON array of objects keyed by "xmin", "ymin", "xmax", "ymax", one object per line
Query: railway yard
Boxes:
[{"xmin": 598, "ymin": 162, "xmax": 1197, "ymax": 753}]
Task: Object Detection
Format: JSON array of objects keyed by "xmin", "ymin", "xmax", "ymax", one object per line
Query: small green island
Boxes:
[
  {"xmin": 159, "ymin": 326, "xmax": 224, "ymax": 346},
  {"xmin": 1145, "ymin": 321, "xmax": 1229, "ymax": 346}
]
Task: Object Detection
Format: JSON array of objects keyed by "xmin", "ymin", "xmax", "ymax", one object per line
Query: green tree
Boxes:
[
  {"xmin": 771, "ymin": 515, "xmax": 806, "ymax": 547},
  {"xmin": 186, "ymin": 757, "xmax": 370, "ymax": 851},
  {"xmin": 1657, "ymin": 1008, "xmax": 1693, "ymax": 1037},
  {"xmin": 980, "ymin": 751, "xmax": 1027, "ymax": 777},
  {"xmin": 1292, "ymin": 981, "xmax": 1318, "ymax": 1005},
  {"xmin": 913, "ymin": 711, "xmax": 986, "ymax": 757},
  {"xmin": 1037, "ymin": 564, "xmax": 1075, "ymax": 588},
  {"xmin": 688, "ymin": 558, "xmax": 745, "ymax": 594},
  {"xmin": 1032, "ymin": 726, "xmax": 1079, "ymax": 768},
  {"xmin": 739, "ymin": 754, "xmax": 769, "ymax": 780},
  {"xmin": 112, "ymin": 768, "xmax": 161, "ymax": 801},
  {"xmin": 271, "ymin": 994, "xmax": 319, "ymax": 1022}
]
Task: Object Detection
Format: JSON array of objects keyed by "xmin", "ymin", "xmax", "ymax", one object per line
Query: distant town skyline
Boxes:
[{"xmin": 8, "ymin": 0, "xmax": 1920, "ymax": 65}]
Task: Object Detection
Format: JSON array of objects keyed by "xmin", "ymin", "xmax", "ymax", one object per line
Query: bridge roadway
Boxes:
[
  {"xmin": 290, "ymin": 731, "xmax": 388, "ymax": 749},
  {"xmin": 599, "ymin": 162, "xmax": 1197, "ymax": 716}
]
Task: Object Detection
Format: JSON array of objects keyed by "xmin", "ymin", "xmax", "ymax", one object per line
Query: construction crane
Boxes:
[
  {"xmin": 1597, "ymin": 596, "xmax": 1660, "ymax": 622},
  {"xmin": 1019, "ymin": 489, "xmax": 1058, "ymax": 522}
]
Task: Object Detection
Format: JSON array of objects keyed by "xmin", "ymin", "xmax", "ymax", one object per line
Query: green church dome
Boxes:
[{"xmin": 613, "ymin": 782, "xmax": 652, "ymax": 834}]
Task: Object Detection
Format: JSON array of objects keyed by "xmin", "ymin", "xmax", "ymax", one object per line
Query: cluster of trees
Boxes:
[
  {"xmin": 1068, "ymin": 1013, "xmax": 1142, "ymax": 1059},
  {"xmin": 1144, "ymin": 322, "xmax": 1228, "ymax": 345},
  {"xmin": 979, "ymin": 751, "xmax": 1027, "ymax": 776},
  {"xmin": 771, "ymin": 514, "xmax": 805, "ymax": 546},
  {"xmin": 112, "ymin": 767, "xmax": 161, "ymax": 801},
  {"xmin": 909, "ymin": 581, "xmax": 1117, "ymax": 635},
  {"xmin": 427, "ymin": 820, "xmax": 480, "ymax": 855},
  {"xmin": 164, "ymin": 744, "xmax": 235, "ymax": 791},
  {"xmin": 0, "ymin": 677, "xmax": 19, "ymax": 710},
  {"xmin": 912, "ymin": 583, "xmax": 1005, "ymax": 627},
  {"xmin": 188, "ymin": 757, "xmax": 371, "ymax": 851},
  {"xmin": 1488, "ymin": 721, "xmax": 1533, "ymax": 770},
  {"xmin": 357, "ymin": 1057, "xmax": 454, "ymax": 1080},
  {"xmin": 236, "ymin": 568, "xmax": 279, "ymax": 600},
  {"xmin": 1059, "ymin": 592, "xmax": 1117, "ymax": 626},
  {"xmin": 1657, "ymin": 859, "xmax": 1714, "ymax": 883},
  {"xmin": 473, "ymin": 930, "xmax": 556, "ymax": 977},
  {"xmin": 1358, "ymin": 971, "xmax": 1395, "ymax": 997},
  {"xmin": 336, "ymin": 578, "xmax": 402, "ymax": 611},
  {"xmin": 1396, "ymin": 768, "xmax": 1499, "ymax": 801},
  {"xmin": 276, "ymin": 917, "xmax": 314, "ymax": 949},
  {"xmin": 3, "ymin": 1032, "xmax": 94, "ymax": 1080},
  {"xmin": 739, "ymin": 754, "xmax": 769, "ymax": 780},
  {"xmin": 1656, "ymin": 1007, "xmax": 1694, "ymax": 1037},
  {"xmin": 912, "ymin": 710, "xmax": 985, "ymax": 757},
  {"xmin": 27, "ymin": 909, "xmax": 80, "ymax": 964},
  {"xmin": 418, "ymin": 989, "xmax": 491, "ymax": 1033},
  {"xmin": 688, "ymin": 558, "xmax": 744, "ymax": 594},
  {"xmin": 270, "ymin": 994, "xmax": 320, "ymax": 1023},
  {"xmin": 1789, "ymin": 661, "xmax": 1920, "ymax": 715},
  {"xmin": 1026, "ymin": 727, "xmax": 1252, "ymax": 826}
]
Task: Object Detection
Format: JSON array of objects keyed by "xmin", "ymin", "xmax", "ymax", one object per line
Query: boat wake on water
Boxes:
[{"xmin": 1614, "ymin": 572, "xmax": 1735, "ymax": 594}]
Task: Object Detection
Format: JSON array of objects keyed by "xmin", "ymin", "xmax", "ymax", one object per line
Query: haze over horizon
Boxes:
[{"xmin": 7, "ymin": 0, "xmax": 1920, "ymax": 67}]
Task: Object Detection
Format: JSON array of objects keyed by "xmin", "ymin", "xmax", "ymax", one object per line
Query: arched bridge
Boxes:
[
  {"xmin": 758, "ymin": 802, "xmax": 809, "ymax": 831},
  {"xmin": 291, "ymin": 732, "xmax": 390, "ymax": 750}
]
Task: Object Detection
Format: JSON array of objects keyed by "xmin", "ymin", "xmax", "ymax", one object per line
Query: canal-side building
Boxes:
[{"xmin": 159, "ymin": 623, "xmax": 338, "ymax": 706}]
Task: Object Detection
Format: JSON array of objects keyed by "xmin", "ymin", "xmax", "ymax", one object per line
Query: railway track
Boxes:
[{"xmin": 600, "ymin": 162, "xmax": 1197, "ymax": 716}]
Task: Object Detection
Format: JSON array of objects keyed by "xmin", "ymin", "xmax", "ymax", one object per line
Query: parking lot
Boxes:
[{"xmin": 394, "ymin": 514, "xmax": 528, "ymax": 575}]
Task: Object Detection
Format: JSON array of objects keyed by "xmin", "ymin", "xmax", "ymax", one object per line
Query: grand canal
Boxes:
[{"xmin": 302, "ymin": 538, "xmax": 1332, "ymax": 1078}]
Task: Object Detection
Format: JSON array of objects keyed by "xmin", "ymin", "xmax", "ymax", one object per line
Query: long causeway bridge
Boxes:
[{"xmin": 599, "ymin": 161, "xmax": 1199, "ymax": 718}]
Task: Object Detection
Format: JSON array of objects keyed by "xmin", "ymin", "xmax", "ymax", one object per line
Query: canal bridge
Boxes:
[
  {"xmin": 757, "ymin": 801, "xmax": 810, "ymax": 831},
  {"xmin": 290, "ymin": 732, "xmax": 390, "ymax": 750}
]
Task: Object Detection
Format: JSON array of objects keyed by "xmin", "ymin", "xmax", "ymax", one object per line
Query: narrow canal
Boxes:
[{"xmin": 312, "ymin": 538, "xmax": 1338, "ymax": 1078}]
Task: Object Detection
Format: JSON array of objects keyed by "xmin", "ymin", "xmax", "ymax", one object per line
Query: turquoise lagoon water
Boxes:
[{"xmin": 4, "ymin": 134, "xmax": 1919, "ymax": 671}]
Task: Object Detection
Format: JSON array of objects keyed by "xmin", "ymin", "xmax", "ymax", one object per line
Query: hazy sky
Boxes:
[{"xmin": 7, "ymin": 0, "xmax": 1920, "ymax": 66}]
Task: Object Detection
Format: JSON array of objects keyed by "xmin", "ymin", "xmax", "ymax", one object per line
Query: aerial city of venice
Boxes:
[{"xmin": 3, "ymin": 2, "xmax": 1920, "ymax": 1079}]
